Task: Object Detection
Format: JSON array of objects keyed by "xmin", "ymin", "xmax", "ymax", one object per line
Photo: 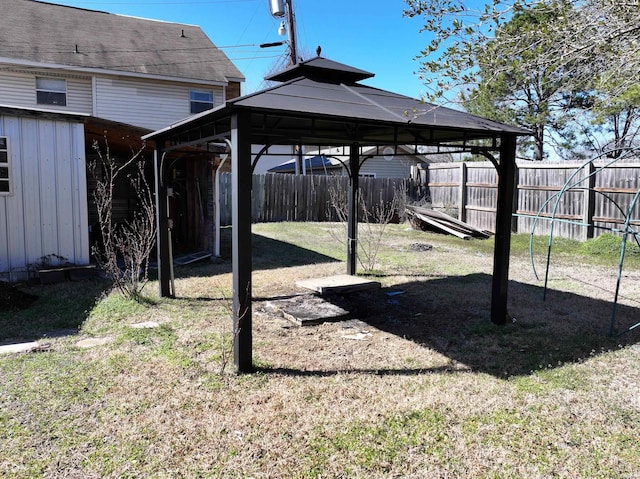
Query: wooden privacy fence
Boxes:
[
  {"xmin": 217, "ymin": 173, "xmax": 406, "ymax": 226},
  {"xmin": 412, "ymin": 161, "xmax": 640, "ymax": 241},
  {"xmin": 217, "ymin": 162, "xmax": 639, "ymax": 241}
]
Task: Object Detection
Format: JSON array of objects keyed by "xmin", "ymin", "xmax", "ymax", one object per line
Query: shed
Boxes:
[
  {"xmin": 144, "ymin": 57, "xmax": 530, "ymax": 372},
  {"xmin": 0, "ymin": 105, "xmax": 89, "ymax": 281}
]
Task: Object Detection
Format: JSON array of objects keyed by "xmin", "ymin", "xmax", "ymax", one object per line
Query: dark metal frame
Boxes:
[{"xmin": 144, "ymin": 58, "xmax": 527, "ymax": 373}]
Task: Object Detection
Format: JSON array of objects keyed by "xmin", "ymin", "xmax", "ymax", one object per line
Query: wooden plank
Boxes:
[
  {"xmin": 173, "ymin": 251, "xmax": 212, "ymax": 265},
  {"xmin": 408, "ymin": 210, "xmax": 471, "ymax": 239},
  {"xmin": 407, "ymin": 205, "xmax": 490, "ymax": 238},
  {"xmin": 296, "ymin": 274, "xmax": 381, "ymax": 295}
]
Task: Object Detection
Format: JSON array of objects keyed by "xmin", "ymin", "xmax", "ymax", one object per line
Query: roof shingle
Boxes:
[{"xmin": 0, "ymin": 0, "xmax": 244, "ymax": 84}]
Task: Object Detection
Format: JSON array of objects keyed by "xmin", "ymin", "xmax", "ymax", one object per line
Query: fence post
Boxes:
[
  {"xmin": 512, "ymin": 163, "xmax": 519, "ymax": 233},
  {"xmin": 458, "ymin": 162, "xmax": 467, "ymax": 222},
  {"xmin": 584, "ymin": 162, "xmax": 596, "ymax": 240}
]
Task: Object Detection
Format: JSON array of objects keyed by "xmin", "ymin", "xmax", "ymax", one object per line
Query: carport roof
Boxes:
[{"xmin": 143, "ymin": 57, "xmax": 528, "ymax": 149}]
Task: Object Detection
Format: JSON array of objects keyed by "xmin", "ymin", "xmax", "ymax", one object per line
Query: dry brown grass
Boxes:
[{"xmin": 1, "ymin": 222, "xmax": 638, "ymax": 478}]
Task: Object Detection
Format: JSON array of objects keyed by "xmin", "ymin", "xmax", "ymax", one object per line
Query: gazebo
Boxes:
[{"xmin": 143, "ymin": 57, "xmax": 529, "ymax": 372}]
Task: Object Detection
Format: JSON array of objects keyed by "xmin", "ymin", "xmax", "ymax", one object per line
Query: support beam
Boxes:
[
  {"xmin": 214, "ymin": 156, "xmax": 228, "ymax": 257},
  {"xmin": 154, "ymin": 145, "xmax": 173, "ymax": 298},
  {"xmin": 491, "ymin": 134, "xmax": 517, "ymax": 325},
  {"xmin": 231, "ymin": 111, "xmax": 253, "ymax": 372},
  {"xmin": 583, "ymin": 161, "xmax": 596, "ymax": 240},
  {"xmin": 347, "ymin": 143, "xmax": 360, "ymax": 275}
]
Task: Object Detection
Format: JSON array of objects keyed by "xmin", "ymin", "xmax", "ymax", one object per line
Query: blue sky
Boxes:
[{"xmin": 50, "ymin": 0, "xmax": 432, "ymax": 98}]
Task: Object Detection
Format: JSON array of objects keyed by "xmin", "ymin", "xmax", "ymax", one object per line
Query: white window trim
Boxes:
[
  {"xmin": 36, "ymin": 77, "xmax": 67, "ymax": 106},
  {"xmin": 190, "ymin": 89, "xmax": 214, "ymax": 114},
  {"xmin": 0, "ymin": 137, "xmax": 11, "ymax": 196}
]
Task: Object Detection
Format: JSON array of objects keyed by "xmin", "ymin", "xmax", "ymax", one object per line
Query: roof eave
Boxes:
[{"xmin": 0, "ymin": 57, "xmax": 235, "ymax": 86}]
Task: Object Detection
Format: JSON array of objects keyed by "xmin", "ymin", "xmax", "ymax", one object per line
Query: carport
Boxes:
[{"xmin": 143, "ymin": 57, "xmax": 529, "ymax": 372}]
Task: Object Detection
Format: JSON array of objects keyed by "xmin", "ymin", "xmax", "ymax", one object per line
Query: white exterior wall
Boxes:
[
  {"xmin": 94, "ymin": 76, "xmax": 225, "ymax": 131},
  {"xmin": 252, "ymin": 144, "xmax": 298, "ymax": 174},
  {"xmin": 0, "ymin": 65, "xmax": 226, "ymax": 131},
  {"xmin": 0, "ymin": 68, "xmax": 93, "ymax": 113},
  {"xmin": 358, "ymin": 155, "xmax": 422, "ymax": 179},
  {"xmin": 0, "ymin": 114, "xmax": 89, "ymax": 281}
]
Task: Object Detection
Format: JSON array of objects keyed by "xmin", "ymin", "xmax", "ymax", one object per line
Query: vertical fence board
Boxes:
[{"xmin": 217, "ymin": 163, "xmax": 640, "ymax": 241}]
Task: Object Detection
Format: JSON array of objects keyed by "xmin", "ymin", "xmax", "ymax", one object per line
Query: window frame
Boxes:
[
  {"xmin": 36, "ymin": 77, "xmax": 67, "ymax": 106},
  {"xmin": 0, "ymin": 137, "xmax": 11, "ymax": 195},
  {"xmin": 190, "ymin": 89, "xmax": 214, "ymax": 114}
]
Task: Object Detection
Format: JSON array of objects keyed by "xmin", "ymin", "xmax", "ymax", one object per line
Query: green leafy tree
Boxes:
[
  {"xmin": 463, "ymin": 3, "xmax": 577, "ymax": 160},
  {"xmin": 405, "ymin": 0, "xmax": 640, "ymax": 160}
]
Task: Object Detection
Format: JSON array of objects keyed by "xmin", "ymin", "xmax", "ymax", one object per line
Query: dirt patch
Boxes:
[{"xmin": 0, "ymin": 282, "xmax": 38, "ymax": 311}]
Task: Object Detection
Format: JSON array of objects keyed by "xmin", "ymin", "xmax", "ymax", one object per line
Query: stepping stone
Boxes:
[
  {"xmin": 0, "ymin": 341, "xmax": 39, "ymax": 354},
  {"xmin": 76, "ymin": 337, "xmax": 113, "ymax": 349},
  {"xmin": 130, "ymin": 321, "xmax": 160, "ymax": 329},
  {"xmin": 266, "ymin": 294, "xmax": 351, "ymax": 326}
]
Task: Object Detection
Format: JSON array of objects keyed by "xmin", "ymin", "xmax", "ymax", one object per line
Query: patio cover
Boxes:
[{"xmin": 143, "ymin": 57, "xmax": 530, "ymax": 372}]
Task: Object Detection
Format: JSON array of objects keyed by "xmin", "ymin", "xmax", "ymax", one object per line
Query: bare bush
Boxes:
[
  {"xmin": 328, "ymin": 181, "xmax": 406, "ymax": 273},
  {"xmin": 89, "ymin": 138, "xmax": 156, "ymax": 301}
]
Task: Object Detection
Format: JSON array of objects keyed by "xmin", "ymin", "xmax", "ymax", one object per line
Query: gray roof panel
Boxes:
[
  {"xmin": 144, "ymin": 56, "xmax": 530, "ymax": 146},
  {"xmin": 232, "ymin": 77, "xmax": 526, "ymax": 134},
  {"xmin": 265, "ymin": 57, "xmax": 374, "ymax": 83}
]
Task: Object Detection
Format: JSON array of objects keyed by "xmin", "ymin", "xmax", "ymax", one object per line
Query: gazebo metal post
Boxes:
[
  {"xmin": 491, "ymin": 133, "xmax": 517, "ymax": 325},
  {"xmin": 154, "ymin": 144, "xmax": 173, "ymax": 298},
  {"xmin": 347, "ymin": 143, "xmax": 360, "ymax": 275},
  {"xmin": 231, "ymin": 111, "xmax": 253, "ymax": 372}
]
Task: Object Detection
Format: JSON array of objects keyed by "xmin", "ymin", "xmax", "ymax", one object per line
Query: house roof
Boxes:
[
  {"xmin": 146, "ymin": 57, "xmax": 528, "ymax": 148},
  {"xmin": 0, "ymin": 104, "xmax": 89, "ymax": 122},
  {"xmin": 0, "ymin": 0, "xmax": 245, "ymax": 84},
  {"xmin": 268, "ymin": 154, "xmax": 341, "ymax": 173}
]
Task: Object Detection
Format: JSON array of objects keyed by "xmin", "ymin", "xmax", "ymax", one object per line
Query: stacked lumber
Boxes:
[{"xmin": 406, "ymin": 205, "xmax": 491, "ymax": 240}]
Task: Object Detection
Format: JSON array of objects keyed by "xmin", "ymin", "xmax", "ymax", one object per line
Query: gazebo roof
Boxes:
[
  {"xmin": 145, "ymin": 56, "xmax": 530, "ymax": 373},
  {"xmin": 144, "ymin": 56, "xmax": 527, "ymax": 149}
]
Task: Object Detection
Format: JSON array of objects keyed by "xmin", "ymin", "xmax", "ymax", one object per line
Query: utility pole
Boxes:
[
  {"xmin": 284, "ymin": 0, "xmax": 298, "ymax": 65},
  {"xmin": 269, "ymin": 0, "xmax": 298, "ymax": 65},
  {"xmin": 269, "ymin": 0, "xmax": 303, "ymax": 173}
]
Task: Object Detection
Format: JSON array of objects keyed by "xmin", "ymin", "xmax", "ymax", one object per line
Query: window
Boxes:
[
  {"xmin": 359, "ymin": 173, "xmax": 376, "ymax": 178},
  {"xmin": 36, "ymin": 77, "xmax": 67, "ymax": 106},
  {"xmin": 0, "ymin": 137, "xmax": 10, "ymax": 194},
  {"xmin": 190, "ymin": 89, "xmax": 214, "ymax": 114}
]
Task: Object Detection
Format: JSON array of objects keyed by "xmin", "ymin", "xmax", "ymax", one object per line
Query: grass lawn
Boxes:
[{"xmin": 1, "ymin": 222, "xmax": 639, "ymax": 478}]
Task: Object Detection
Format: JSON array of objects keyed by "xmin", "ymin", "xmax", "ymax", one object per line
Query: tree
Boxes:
[
  {"xmin": 549, "ymin": 0, "xmax": 640, "ymax": 157},
  {"xmin": 463, "ymin": 3, "xmax": 576, "ymax": 160},
  {"xmin": 89, "ymin": 139, "xmax": 156, "ymax": 300},
  {"xmin": 404, "ymin": 0, "xmax": 640, "ymax": 159}
]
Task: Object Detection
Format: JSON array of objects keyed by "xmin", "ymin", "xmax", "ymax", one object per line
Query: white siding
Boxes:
[
  {"xmin": 0, "ymin": 114, "xmax": 88, "ymax": 281},
  {"xmin": 0, "ymin": 67, "xmax": 92, "ymax": 113},
  {"xmin": 359, "ymin": 155, "xmax": 421, "ymax": 179},
  {"xmin": 94, "ymin": 77, "xmax": 224, "ymax": 130}
]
